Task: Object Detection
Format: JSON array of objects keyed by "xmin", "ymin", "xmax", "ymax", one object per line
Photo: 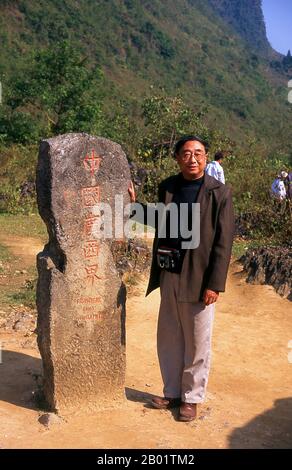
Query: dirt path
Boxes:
[
  {"xmin": 0, "ymin": 235, "xmax": 43, "ymax": 268},
  {"xmin": 0, "ymin": 236, "xmax": 292, "ymax": 449}
]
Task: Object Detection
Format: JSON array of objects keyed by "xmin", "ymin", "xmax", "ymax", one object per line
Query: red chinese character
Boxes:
[
  {"xmin": 83, "ymin": 215, "xmax": 100, "ymax": 238},
  {"xmin": 81, "ymin": 186, "xmax": 101, "ymax": 207},
  {"xmin": 83, "ymin": 149, "xmax": 102, "ymax": 176},
  {"xmin": 85, "ymin": 265, "xmax": 101, "ymax": 285},
  {"xmin": 83, "ymin": 240, "xmax": 100, "ymax": 259}
]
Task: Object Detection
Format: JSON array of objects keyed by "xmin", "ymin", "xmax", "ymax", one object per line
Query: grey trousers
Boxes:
[{"xmin": 157, "ymin": 270, "xmax": 215, "ymax": 404}]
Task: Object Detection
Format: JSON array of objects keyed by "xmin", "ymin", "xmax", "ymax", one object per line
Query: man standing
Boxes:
[
  {"xmin": 205, "ymin": 151, "xmax": 225, "ymax": 184},
  {"xmin": 128, "ymin": 135, "xmax": 234, "ymax": 422}
]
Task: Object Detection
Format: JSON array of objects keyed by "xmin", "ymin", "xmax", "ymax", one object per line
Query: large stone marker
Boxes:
[{"xmin": 36, "ymin": 133, "xmax": 130, "ymax": 413}]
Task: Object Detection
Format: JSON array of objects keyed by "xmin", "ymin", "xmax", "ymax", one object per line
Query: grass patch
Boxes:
[
  {"xmin": 0, "ymin": 243, "xmax": 12, "ymax": 262},
  {"xmin": 0, "ymin": 242, "xmax": 14, "ymax": 274},
  {"xmin": 5, "ymin": 278, "xmax": 37, "ymax": 309},
  {"xmin": 232, "ymin": 236, "xmax": 280, "ymax": 261},
  {"xmin": 0, "ymin": 214, "xmax": 43, "ymax": 311},
  {"xmin": 0, "ymin": 213, "xmax": 47, "ymax": 241},
  {"xmin": 232, "ymin": 239, "xmax": 252, "ymax": 260},
  {"xmin": 123, "ymin": 271, "xmax": 140, "ymax": 288}
]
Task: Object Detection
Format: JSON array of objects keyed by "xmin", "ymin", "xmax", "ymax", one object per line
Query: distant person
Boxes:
[
  {"xmin": 285, "ymin": 171, "xmax": 292, "ymax": 201},
  {"xmin": 271, "ymin": 171, "xmax": 287, "ymax": 201},
  {"xmin": 205, "ymin": 151, "xmax": 225, "ymax": 184}
]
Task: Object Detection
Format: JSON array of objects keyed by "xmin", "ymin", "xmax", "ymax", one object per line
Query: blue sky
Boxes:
[{"xmin": 262, "ymin": 0, "xmax": 292, "ymax": 54}]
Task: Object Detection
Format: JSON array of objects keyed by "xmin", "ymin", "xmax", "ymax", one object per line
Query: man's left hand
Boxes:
[{"xmin": 203, "ymin": 289, "xmax": 219, "ymax": 305}]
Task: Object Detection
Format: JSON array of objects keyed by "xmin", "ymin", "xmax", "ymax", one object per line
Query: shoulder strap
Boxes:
[{"xmin": 165, "ymin": 190, "xmax": 173, "ymax": 205}]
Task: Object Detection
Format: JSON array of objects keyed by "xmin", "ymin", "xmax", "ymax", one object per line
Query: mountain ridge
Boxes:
[{"xmin": 207, "ymin": 0, "xmax": 272, "ymax": 55}]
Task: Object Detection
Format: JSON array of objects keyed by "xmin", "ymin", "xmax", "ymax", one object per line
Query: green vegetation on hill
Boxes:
[
  {"xmin": 0, "ymin": 0, "xmax": 291, "ymax": 150},
  {"xmin": 0, "ymin": 0, "xmax": 291, "ymax": 246},
  {"xmin": 1, "ymin": 41, "xmax": 104, "ymax": 143}
]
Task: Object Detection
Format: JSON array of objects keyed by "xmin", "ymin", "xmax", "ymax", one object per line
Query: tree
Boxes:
[
  {"xmin": 132, "ymin": 93, "xmax": 211, "ymax": 202},
  {"xmin": 1, "ymin": 41, "xmax": 104, "ymax": 143}
]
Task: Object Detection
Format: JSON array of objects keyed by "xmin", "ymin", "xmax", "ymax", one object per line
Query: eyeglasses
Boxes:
[{"xmin": 179, "ymin": 151, "xmax": 206, "ymax": 162}]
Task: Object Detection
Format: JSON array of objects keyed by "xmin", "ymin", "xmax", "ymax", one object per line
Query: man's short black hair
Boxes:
[
  {"xmin": 174, "ymin": 135, "xmax": 210, "ymax": 157},
  {"xmin": 214, "ymin": 151, "xmax": 224, "ymax": 161}
]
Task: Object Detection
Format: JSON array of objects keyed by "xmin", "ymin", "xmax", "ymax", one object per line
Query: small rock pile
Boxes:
[
  {"xmin": 0, "ymin": 309, "xmax": 36, "ymax": 334},
  {"xmin": 240, "ymin": 247, "xmax": 292, "ymax": 300}
]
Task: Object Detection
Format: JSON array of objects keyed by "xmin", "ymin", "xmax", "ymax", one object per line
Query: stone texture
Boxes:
[
  {"xmin": 240, "ymin": 247, "xmax": 292, "ymax": 300},
  {"xmin": 36, "ymin": 133, "xmax": 130, "ymax": 413}
]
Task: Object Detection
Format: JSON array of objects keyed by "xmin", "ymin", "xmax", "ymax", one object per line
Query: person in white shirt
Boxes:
[
  {"xmin": 205, "ymin": 151, "xmax": 225, "ymax": 184},
  {"xmin": 271, "ymin": 171, "xmax": 288, "ymax": 201}
]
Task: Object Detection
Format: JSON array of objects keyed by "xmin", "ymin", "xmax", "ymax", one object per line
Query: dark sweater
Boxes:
[{"xmin": 158, "ymin": 174, "xmax": 204, "ymax": 271}]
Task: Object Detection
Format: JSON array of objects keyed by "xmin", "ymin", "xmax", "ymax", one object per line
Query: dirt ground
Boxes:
[{"xmin": 0, "ymin": 234, "xmax": 292, "ymax": 449}]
